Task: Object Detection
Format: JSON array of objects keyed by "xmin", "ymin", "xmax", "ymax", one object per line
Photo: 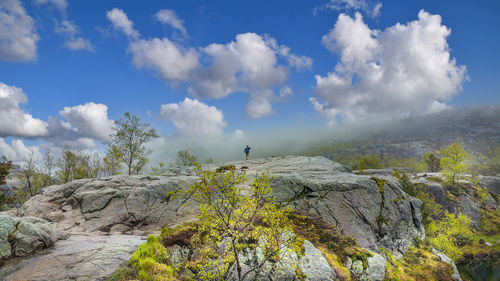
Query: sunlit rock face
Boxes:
[{"xmin": 18, "ymin": 156, "xmax": 424, "ymax": 258}]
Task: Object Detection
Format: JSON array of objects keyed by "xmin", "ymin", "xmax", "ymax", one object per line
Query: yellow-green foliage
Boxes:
[
  {"xmin": 480, "ymin": 207, "xmax": 500, "ymax": 236},
  {"xmin": 318, "ymin": 247, "xmax": 351, "ymax": 281},
  {"xmin": 385, "ymin": 156, "xmax": 426, "ymax": 173},
  {"xmin": 177, "ymin": 164, "xmax": 294, "ymax": 281},
  {"xmin": 130, "ymin": 235, "xmax": 174, "ymax": 281},
  {"xmin": 383, "ymin": 246, "xmax": 455, "ymax": 281},
  {"xmin": 426, "ymin": 211, "xmax": 473, "ymax": 260},
  {"xmin": 105, "ymin": 266, "xmax": 137, "ymax": 281},
  {"xmin": 358, "ymin": 154, "xmax": 384, "ymax": 170},
  {"xmin": 288, "ymin": 211, "xmax": 371, "ymax": 279},
  {"xmin": 440, "ymin": 143, "xmax": 468, "ymax": 184}
]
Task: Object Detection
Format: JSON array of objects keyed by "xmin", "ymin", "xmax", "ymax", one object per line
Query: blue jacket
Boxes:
[{"xmin": 244, "ymin": 147, "xmax": 251, "ymax": 154}]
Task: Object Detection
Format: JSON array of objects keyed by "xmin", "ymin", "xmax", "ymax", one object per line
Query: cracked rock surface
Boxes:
[
  {"xmin": 0, "ymin": 215, "xmax": 65, "ymax": 262},
  {"xmin": 17, "ymin": 156, "xmax": 424, "ymax": 257},
  {"xmin": 0, "ymin": 234, "xmax": 145, "ymax": 281},
  {"xmin": 3, "ymin": 156, "xmax": 428, "ymax": 280}
]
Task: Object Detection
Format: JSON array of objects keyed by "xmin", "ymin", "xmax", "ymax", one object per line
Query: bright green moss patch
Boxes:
[
  {"xmin": 105, "ymin": 266, "xmax": 136, "ymax": 281},
  {"xmin": 130, "ymin": 235, "xmax": 174, "ymax": 281}
]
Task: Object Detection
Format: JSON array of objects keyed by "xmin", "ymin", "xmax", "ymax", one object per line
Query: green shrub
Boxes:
[
  {"xmin": 426, "ymin": 211, "xmax": 473, "ymax": 260},
  {"xmin": 130, "ymin": 235, "xmax": 174, "ymax": 281}
]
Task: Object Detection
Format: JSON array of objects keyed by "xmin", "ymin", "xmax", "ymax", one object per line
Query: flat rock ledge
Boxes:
[{"xmin": 0, "ymin": 234, "xmax": 146, "ymax": 281}]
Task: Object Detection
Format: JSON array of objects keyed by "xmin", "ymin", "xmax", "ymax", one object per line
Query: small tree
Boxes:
[
  {"xmin": 0, "ymin": 156, "xmax": 12, "ymax": 185},
  {"xmin": 0, "ymin": 156, "xmax": 14, "ymax": 205},
  {"xmin": 427, "ymin": 211, "xmax": 472, "ymax": 260},
  {"xmin": 440, "ymin": 143, "xmax": 468, "ymax": 184},
  {"xmin": 178, "ymin": 165, "xmax": 294, "ymax": 280},
  {"xmin": 150, "ymin": 162, "xmax": 168, "ymax": 175},
  {"xmin": 102, "ymin": 146, "xmax": 123, "ymax": 176},
  {"xmin": 176, "ymin": 150, "xmax": 198, "ymax": 166},
  {"xmin": 108, "ymin": 112, "xmax": 158, "ymax": 175},
  {"xmin": 358, "ymin": 154, "xmax": 383, "ymax": 170},
  {"xmin": 41, "ymin": 149, "xmax": 56, "ymax": 186},
  {"xmin": 422, "ymin": 152, "xmax": 440, "ymax": 173}
]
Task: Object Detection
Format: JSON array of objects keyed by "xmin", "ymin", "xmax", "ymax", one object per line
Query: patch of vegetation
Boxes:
[
  {"xmin": 129, "ymin": 235, "xmax": 175, "ymax": 281},
  {"xmin": 383, "ymin": 246, "xmax": 455, "ymax": 281},
  {"xmin": 393, "ymin": 170, "xmax": 443, "ymax": 225},
  {"xmin": 288, "ymin": 211, "xmax": 372, "ymax": 272},
  {"xmin": 214, "ymin": 165, "xmax": 235, "ymax": 173},
  {"xmin": 426, "ymin": 211, "xmax": 473, "ymax": 260},
  {"xmin": 105, "ymin": 266, "xmax": 137, "ymax": 281},
  {"xmin": 358, "ymin": 154, "xmax": 384, "ymax": 170}
]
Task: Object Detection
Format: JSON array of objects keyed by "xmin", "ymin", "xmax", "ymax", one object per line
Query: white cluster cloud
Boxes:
[
  {"xmin": 0, "ymin": 82, "xmax": 115, "ymax": 150},
  {"xmin": 55, "ymin": 20, "xmax": 95, "ymax": 51},
  {"xmin": 0, "ymin": 138, "xmax": 42, "ymax": 163},
  {"xmin": 129, "ymin": 38, "xmax": 199, "ymax": 81},
  {"xmin": 311, "ymin": 10, "xmax": 468, "ymax": 124},
  {"xmin": 59, "ymin": 102, "xmax": 116, "ymax": 140},
  {"xmin": 155, "ymin": 9, "xmax": 187, "ymax": 36},
  {"xmin": 0, "ymin": 0, "xmax": 39, "ymax": 62},
  {"xmin": 160, "ymin": 98, "xmax": 226, "ymax": 137},
  {"xmin": 107, "ymin": 8, "xmax": 310, "ymax": 119},
  {"xmin": 315, "ymin": 0, "xmax": 382, "ymax": 18},
  {"xmin": 0, "ymin": 83, "xmax": 48, "ymax": 137}
]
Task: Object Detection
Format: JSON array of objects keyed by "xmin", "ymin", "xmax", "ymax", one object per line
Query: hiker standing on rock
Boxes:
[{"xmin": 244, "ymin": 145, "xmax": 251, "ymax": 160}]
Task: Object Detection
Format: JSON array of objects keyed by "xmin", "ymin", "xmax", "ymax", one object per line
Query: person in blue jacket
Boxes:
[{"xmin": 244, "ymin": 145, "xmax": 251, "ymax": 160}]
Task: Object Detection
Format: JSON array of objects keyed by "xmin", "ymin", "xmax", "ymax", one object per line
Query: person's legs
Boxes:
[{"xmin": 246, "ymin": 153, "xmax": 249, "ymax": 160}]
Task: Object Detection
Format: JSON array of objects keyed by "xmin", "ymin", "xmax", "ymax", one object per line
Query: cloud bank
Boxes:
[
  {"xmin": 311, "ymin": 10, "xmax": 468, "ymax": 124},
  {"xmin": 107, "ymin": 8, "xmax": 311, "ymax": 119},
  {"xmin": 0, "ymin": 0, "xmax": 39, "ymax": 62}
]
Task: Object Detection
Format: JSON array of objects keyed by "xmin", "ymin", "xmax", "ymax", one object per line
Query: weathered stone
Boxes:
[
  {"xmin": 459, "ymin": 195, "xmax": 481, "ymax": 229},
  {"xmin": 360, "ymin": 252, "xmax": 386, "ymax": 281},
  {"xmin": 299, "ymin": 240, "xmax": 337, "ymax": 281},
  {"xmin": 413, "ymin": 178, "xmax": 458, "ymax": 215},
  {"xmin": 432, "ymin": 249, "xmax": 463, "ymax": 281},
  {"xmin": 0, "ymin": 234, "xmax": 145, "ymax": 281},
  {"xmin": 18, "ymin": 156, "xmax": 424, "ymax": 258},
  {"xmin": 478, "ymin": 176, "xmax": 500, "ymax": 195},
  {"xmin": 168, "ymin": 244, "xmax": 191, "ymax": 265},
  {"xmin": 0, "ymin": 215, "xmax": 65, "ymax": 261}
]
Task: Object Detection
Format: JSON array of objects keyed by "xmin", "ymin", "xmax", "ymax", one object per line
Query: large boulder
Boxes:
[
  {"xmin": 459, "ymin": 195, "xmax": 481, "ymax": 229},
  {"xmin": 18, "ymin": 156, "xmax": 424, "ymax": 258},
  {"xmin": 18, "ymin": 174, "xmax": 200, "ymax": 235},
  {"xmin": 0, "ymin": 215, "xmax": 65, "ymax": 262},
  {"xmin": 478, "ymin": 176, "xmax": 500, "ymax": 195},
  {"xmin": 412, "ymin": 178, "xmax": 458, "ymax": 214},
  {"xmin": 244, "ymin": 157, "xmax": 425, "ymax": 257}
]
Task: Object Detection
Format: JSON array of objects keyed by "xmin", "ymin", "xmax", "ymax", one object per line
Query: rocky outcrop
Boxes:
[
  {"xmin": 18, "ymin": 156, "xmax": 424, "ymax": 259},
  {"xmin": 299, "ymin": 240, "xmax": 337, "ymax": 281},
  {"xmin": 18, "ymin": 174, "xmax": 200, "ymax": 235},
  {"xmin": 0, "ymin": 214, "xmax": 65, "ymax": 262},
  {"xmin": 413, "ymin": 178, "xmax": 458, "ymax": 214},
  {"xmin": 0, "ymin": 234, "xmax": 145, "ymax": 281},
  {"xmin": 458, "ymin": 195, "xmax": 481, "ymax": 229},
  {"xmin": 432, "ymin": 249, "xmax": 463, "ymax": 281},
  {"xmin": 6, "ymin": 156, "xmax": 429, "ymax": 280},
  {"xmin": 478, "ymin": 175, "xmax": 500, "ymax": 195}
]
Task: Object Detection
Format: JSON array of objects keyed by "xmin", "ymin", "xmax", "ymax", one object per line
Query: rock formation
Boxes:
[{"xmin": 0, "ymin": 156, "xmax": 463, "ymax": 281}]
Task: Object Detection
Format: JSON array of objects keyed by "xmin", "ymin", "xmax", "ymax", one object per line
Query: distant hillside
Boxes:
[{"xmin": 304, "ymin": 106, "xmax": 500, "ymax": 166}]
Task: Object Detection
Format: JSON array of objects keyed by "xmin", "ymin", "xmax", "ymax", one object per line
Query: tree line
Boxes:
[{"xmin": 0, "ymin": 113, "xmax": 204, "ymax": 207}]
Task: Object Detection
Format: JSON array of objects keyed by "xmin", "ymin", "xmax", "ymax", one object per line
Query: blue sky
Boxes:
[{"xmin": 0, "ymin": 0, "xmax": 499, "ymax": 163}]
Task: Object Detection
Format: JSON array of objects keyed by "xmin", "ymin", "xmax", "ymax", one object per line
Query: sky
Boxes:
[{"xmin": 0, "ymin": 0, "xmax": 499, "ymax": 164}]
